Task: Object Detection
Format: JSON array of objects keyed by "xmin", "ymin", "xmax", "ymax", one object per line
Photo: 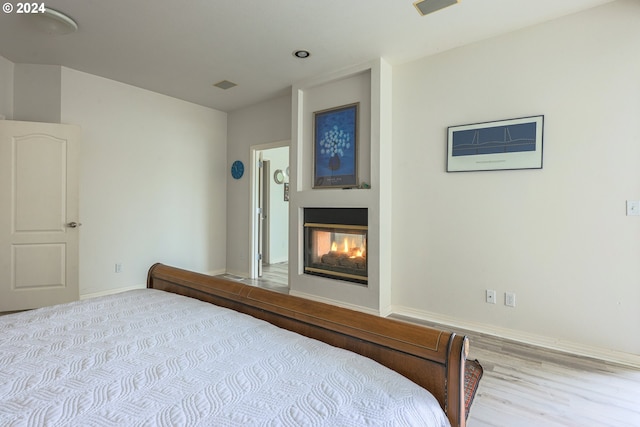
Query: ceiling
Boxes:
[{"xmin": 0, "ymin": 0, "xmax": 614, "ymax": 112}]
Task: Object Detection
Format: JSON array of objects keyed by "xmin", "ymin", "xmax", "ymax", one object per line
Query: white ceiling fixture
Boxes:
[{"xmin": 29, "ymin": 7, "xmax": 78, "ymax": 35}]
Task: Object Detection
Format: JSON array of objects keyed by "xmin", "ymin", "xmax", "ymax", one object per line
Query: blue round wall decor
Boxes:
[{"xmin": 231, "ymin": 160, "xmax": 244, "ymax": 179}]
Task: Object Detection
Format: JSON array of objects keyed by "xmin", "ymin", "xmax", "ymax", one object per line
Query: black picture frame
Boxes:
[{"xmin": 447, "ymin": 115, "xmax": 544, "ymax": 172}]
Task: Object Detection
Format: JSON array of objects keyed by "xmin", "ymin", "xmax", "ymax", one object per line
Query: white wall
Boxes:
[
  {"xmin": 0, "ymin": 55, "xmax": 13, "ymax": 119},
  {"xmin": 226, "ymin": 94, "xmax": 291, "ymax": 277},
  {"xmin": 13, "ymin": 64, "xmax": 61, "ymax": 123},
  {"xmin": 391, "ymin": 0, "xmax": 640, "ymax": 358},
  {"xmin": 60, "ymin": 68, "xmax": 228, "ymax": 296}
]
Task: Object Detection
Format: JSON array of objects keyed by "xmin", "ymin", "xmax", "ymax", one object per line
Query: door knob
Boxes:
[{"xmin": 66, "ymin": 221, "xmax": 82, "ymax": 228}]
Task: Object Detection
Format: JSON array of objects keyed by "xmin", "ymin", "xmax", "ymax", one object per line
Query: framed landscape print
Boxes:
[
  {"xmin": 313, "ymin": 103, "xmax": 359, "ymax": 188},
  {"xmin": 447, "ymin": 115, "xmax": 544, "ymax": 172}
]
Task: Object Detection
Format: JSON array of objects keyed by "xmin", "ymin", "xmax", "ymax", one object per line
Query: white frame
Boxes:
[{"xmin": 249, "ymin": 140, "xmax": 290, "ymax": 279}]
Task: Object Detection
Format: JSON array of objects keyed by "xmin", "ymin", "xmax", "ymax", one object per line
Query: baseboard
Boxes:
[
  {"xmin": 379, "ymin": 303, "xmax": 393, "ymax": 318},
  {"xmin": 390, "ymin": 305, "xmax": 640, "ymax": 369},
  {"xmin": 80, "ymin": 284, "xmax": 146, "ymax": 300},
  {"xmin": 289, "ymin": 290, "xmax": 381, "ymax": 316},
  {"xmin": 80, "ymin": 268, "xmax": 225, "ymax": 300},
  {"xmin": 206, "ymin": 268, "xmax": 227, "ymax": 276}
]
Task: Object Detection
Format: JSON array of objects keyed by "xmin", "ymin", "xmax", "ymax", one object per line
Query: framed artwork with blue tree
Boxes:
[{"xmin": 313, "ymin": 103, "xmax": 359, "ymax": 188}]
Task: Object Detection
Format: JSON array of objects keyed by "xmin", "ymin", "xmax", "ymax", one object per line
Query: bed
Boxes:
[{"xmin": 0, "ymin": 263, "xmax": 470, "ymax": 426}]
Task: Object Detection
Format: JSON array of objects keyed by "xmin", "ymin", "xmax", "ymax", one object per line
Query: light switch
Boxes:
[{"xmin": 626, "ymin": 200, "xmax": 640, "ymax": 216}]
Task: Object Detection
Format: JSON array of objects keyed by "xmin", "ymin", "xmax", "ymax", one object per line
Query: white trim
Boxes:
[
  {"xmin": 390, "ymin": 305, "xmax": 640, "ymax": 369},
  {"xmin": 80, "ymin": 284, "xmax": 146, "ymax": 300},
  {"xmin": 80, "ymin": 268, "xmax": 226, "ymax": 300},
  {"xmin": 379, "ymin": 303, "xmax": 393, "ymax": 318},
  {"xmin": 289, "ymin": 289, "xmax": 380, "ymax": 316},
  {"xmin": 249, "ymin": 140, "xmax": 290, "ymax": 279}
]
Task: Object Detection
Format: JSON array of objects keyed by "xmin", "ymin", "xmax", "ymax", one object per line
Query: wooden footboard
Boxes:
[{"xmin": 147, "ymin": 263, "xmax": 469, "ymax": 427}]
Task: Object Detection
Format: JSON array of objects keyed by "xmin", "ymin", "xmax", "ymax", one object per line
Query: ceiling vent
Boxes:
[
  {"xmin": 213, "ymin": 80, "xmax": 238, "ymax": 90},
  {"xmin": 413, "ymin": 0, "xmax": 459, "ymax": 16}
]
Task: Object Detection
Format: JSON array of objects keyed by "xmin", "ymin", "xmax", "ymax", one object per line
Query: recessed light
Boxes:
[{"xmin": 293, "ymin": 50, "xmax": 311, "ymax": 59}]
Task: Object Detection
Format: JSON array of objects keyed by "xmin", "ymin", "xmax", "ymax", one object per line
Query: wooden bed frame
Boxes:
[{"xmin": 147, "ymin": 263, "xmax": 469, "ymax": 427}]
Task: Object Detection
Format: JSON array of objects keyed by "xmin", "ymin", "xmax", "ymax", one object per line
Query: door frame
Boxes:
[{"xmin": 249, "ymin": 140, "xmax": 289, "ymax": 279}]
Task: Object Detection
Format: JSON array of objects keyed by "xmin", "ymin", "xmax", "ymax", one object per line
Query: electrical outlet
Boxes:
[
  {"xmin": 505, "ymin": 292, "xmax": 516, "ymax": 307},
  {"xmin": 486, "ymin": 289, "xmax": 496, "ymax": 304}
]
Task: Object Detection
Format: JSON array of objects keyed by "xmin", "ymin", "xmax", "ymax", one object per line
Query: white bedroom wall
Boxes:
[
  {"xmin": 391, "ymin": 0, "xmax": 640, "ymax": 359},
  {"xmin": 13, "ymin": 64, "xmax": 61, "ymax": 123},
  {"xmin": 0, "ymin": 55, "xmax": 14, "ymax": 119},
  {"xmin": 226, "ymin": 94, "xmax": 291, "ymax": 277},
  {"xmin": 60, "ymin": 67, "xmax": 228, "ymax": 297}
]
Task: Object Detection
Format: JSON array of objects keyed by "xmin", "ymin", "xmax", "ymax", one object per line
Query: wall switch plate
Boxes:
[
  {"xmin": 505, "ymin": 292, "xmax": 516, "ymax": 307},
  {"xmin": 115, "ymin": 263, "xmax": 122, "ymax": 273},
  {"xmin": 486, "ymin": 289, "xmax": 496, "ymax": 304},
  {"xmin": 626, "ymin": 200, "xmax": 640, "ymax": 216}
]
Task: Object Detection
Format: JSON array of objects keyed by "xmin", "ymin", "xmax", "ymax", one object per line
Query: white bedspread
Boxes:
[{"xmin": 0, "ymin": 289, "xmax": 449, "ymax": 426}]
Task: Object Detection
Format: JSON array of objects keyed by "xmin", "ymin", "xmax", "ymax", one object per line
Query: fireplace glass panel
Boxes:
[{"xmin": 304, "ymin": 224, "xmax": 367, "ymax": 284}]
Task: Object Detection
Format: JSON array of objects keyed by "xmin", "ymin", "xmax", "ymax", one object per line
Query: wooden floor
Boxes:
[
  {"xmin": 391, "ymin": 319, "xmax": 640, "ymax": 427},
  {"xmin": 466, "ymin": 334, "xmax": 640, "ymax": 427},
  {"xmin": 237, "ymin": 267, "xmax": 640, "ymax": 427},
  {"xmin": 217, "ymin": 262, "xmax": 289, "ymax": 294}
]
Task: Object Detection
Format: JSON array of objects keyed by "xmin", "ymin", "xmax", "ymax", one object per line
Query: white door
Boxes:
[{"xmin": 0, "ymin": 120, "xmax": 81, "ymax": 311}]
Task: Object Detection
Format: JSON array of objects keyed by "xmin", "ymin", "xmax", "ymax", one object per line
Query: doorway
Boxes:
[{"xmin": 250, "ymin": 141, "xmax": 289, "ymax": 283}]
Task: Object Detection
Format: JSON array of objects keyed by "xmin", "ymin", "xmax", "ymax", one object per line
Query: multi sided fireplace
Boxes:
[{"xmin": 304, "ymin": 208, "xmax": 367, "ymax": 285}]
